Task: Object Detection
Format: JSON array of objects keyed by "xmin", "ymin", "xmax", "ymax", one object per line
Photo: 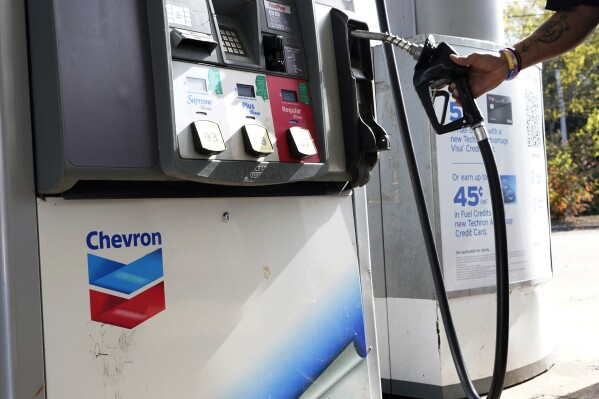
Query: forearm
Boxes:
[{"xmin": 514, "ymin": 5, "xmax": 599, "ymax": 70}]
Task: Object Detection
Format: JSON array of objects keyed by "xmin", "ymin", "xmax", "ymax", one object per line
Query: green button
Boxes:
[
  {"xmin": 208, "ymin": 68, "xmax": 223, "ymax": 95},
  {"xmin": 255, "ymin": 75, "xmax": 269, "ymax": 100},
  {"xmin": 298, "ymin": 82, "xmax": 310, "ymax": 105}
]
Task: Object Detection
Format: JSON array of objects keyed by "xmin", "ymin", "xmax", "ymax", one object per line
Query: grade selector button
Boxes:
[
  {"xmin": 287, "ymin": 126, "xmax": 317, "ymax": 159},
  {"xmin": 191, "ymin": 120, "xmax": 226, "ymax": 155},
  {"xmin": 242, "ymin": 124, "xmax": 274, "ymax": 156}
]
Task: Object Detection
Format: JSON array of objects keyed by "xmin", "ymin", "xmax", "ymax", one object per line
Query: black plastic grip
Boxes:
[{"xmin": 413, "ymin": 37, "xmax": 484, "ymax": 134}]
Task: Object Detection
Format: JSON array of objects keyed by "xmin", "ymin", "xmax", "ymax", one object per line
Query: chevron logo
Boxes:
[{"xmin": 88, "ymin": 248, "xmax": 166, "ymax": 329}]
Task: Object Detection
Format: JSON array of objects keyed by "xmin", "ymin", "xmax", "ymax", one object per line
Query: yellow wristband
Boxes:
[{"xmin": 499, "ymin": 49, "xmax": 516, "ymax": 80}]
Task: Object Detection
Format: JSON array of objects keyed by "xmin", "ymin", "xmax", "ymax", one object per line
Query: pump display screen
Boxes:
[
  {"xmin": 187, "ymin": 77, "xmax": 208, "ymax": 93},
  {"xmin": 281, "ymin": 89, "xmax": 298, "ymax": 103},
  {"xmin": 237, "ymin": 84, "xmax": 256, "ymax": 98}
]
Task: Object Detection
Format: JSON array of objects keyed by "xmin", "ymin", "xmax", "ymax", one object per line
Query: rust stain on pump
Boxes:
[
  {"xmin": 35, "ymin": 383, "xmax": 46, "ymax": 398},
  {"xmin": 263, "ymin": 265, "xmax": 272, "ymax": 280}
]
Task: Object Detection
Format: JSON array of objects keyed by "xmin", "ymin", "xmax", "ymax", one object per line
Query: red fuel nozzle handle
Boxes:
[{"xmin": 413, "ymin": 36, "xmax": 484, "ymax": 134}]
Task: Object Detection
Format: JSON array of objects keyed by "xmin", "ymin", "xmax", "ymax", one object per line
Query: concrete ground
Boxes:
[
  {"xmin": 384, "ymin": 228, "xmax": 599, "ymax": 399},
  {"xmin": 500, "ymin": 228, "xmax": 599, "ymax": 399}
]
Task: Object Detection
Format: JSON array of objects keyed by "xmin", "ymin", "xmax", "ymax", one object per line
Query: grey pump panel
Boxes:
[
  {"xmin": 28, "ymin": 0, "xmax": 381, "ymax": 194},
  {"xmin": 28, "ymin": 0, "xmax": 162, "ymax": 194}
]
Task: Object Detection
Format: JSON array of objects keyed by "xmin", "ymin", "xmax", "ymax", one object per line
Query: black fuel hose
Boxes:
[
  {"xmin": 479, "ymin": 138, "xmax": 510, "ymax": 399},
  {"xmin": 373, "ymin": 1, "xmax": 510, "ymax": 398}
]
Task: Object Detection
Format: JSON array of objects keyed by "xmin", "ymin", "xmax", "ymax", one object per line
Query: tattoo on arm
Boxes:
[{"xmin": 522, "ymin": 13, "xmax": 571, "ymax": 53}]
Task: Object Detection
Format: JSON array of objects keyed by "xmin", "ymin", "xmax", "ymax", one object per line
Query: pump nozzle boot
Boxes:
[{"xmin": 330, "ymin": 9, "xmax": 391, "ymax": 187}]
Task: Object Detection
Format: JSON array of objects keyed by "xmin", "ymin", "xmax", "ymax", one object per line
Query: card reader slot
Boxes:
[{"xmin": 171, "ymin": 28, "xmax": 218, "ymax": 53}]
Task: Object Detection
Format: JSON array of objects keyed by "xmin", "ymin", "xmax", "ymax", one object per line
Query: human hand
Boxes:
[{"xmin": 449, "ymin": 52, "xmax": 508, "ymax": 102}]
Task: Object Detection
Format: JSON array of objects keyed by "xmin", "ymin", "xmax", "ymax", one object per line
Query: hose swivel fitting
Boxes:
[{"xmin": 350, "ymin": 30, "xmax": 423, "ymax": 60}]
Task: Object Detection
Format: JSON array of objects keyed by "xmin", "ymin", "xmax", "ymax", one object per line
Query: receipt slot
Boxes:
[{"xmin": 1, "ymin": 1, "xmax": 387, "ymax": 398}]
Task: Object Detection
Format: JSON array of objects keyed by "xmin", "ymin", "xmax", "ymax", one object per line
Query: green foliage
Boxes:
[
  {"xmin": 544, "ymin": 33, "xmax": 599, "ymax": 121},
  {"xmin": 546, "ymin": 145, "xmax": 590, "ymax": 219},
  {"xmin": 578, "ymin": 109, "xmax": 599, "ymax": 214},
  {"xmin": 505, "ymin": 0, "xmax": 599, "ymax": 219},
  {"xmin": 504, "ymin": 1, "xmax": 551, "ymax": 45},
  {"xmin": 546, "ymin": 124, "xmax": 599, "ymax": 219}
]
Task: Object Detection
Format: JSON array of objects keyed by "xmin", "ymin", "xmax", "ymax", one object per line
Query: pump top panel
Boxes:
[
  {"xmin": 150, "ymin": 0, "xmax": 323, "ymax": 185},
  {"xmin": 28, "ymin": 0, "xmax": 382, "ymax": 194}
]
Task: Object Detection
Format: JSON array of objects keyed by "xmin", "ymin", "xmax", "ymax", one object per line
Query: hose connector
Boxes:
[
  {"xmin": 350, "ymin": 30, "xmax": 423, "ymax": 60},
  {"xmin": 472, "ymin": 122, "xmax": 489, "ymax": 142}
]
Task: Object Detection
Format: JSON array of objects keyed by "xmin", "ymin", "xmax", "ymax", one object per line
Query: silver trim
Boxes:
[
  {"xmin": 472, "ymin": 123, "xmax": 489, "ymax": 142},
  {"xmin": 0, "ymin": 0, "xmax": 46, "ymax": 397},
  {"xmin": 352, "ymin": 187, "xmax": 383, "ymax": 398}
]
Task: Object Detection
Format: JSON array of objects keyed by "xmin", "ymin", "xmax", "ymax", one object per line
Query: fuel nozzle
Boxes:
[
  {"xmin": 350, "ymin": 30, "xmax": 423, "ymax": 60},
  {"xmin": 351, "ymin": 29, "xmax": 484, "ymax": 136},
  {"xmin": 412, "ymin": 36, "xmax": 485, "ymax": 136}
]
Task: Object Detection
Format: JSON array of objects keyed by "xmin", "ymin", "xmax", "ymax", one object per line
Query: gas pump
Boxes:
[
  {"xmin": 362, "ymin": 2, "xmax": 553, "ymax": 399},
  {"xmin": 1, "ymin": 0, "xmax": 388, "ymax": 398}
]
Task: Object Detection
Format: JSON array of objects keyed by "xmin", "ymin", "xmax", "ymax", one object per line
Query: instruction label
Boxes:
[
  {"xmin": 284, "ymin": 46, "xmax": 305, "ymax": 76},
  {"xmin": 166, "ymin": 3, "xmax": 192, "ymax": 27}
]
